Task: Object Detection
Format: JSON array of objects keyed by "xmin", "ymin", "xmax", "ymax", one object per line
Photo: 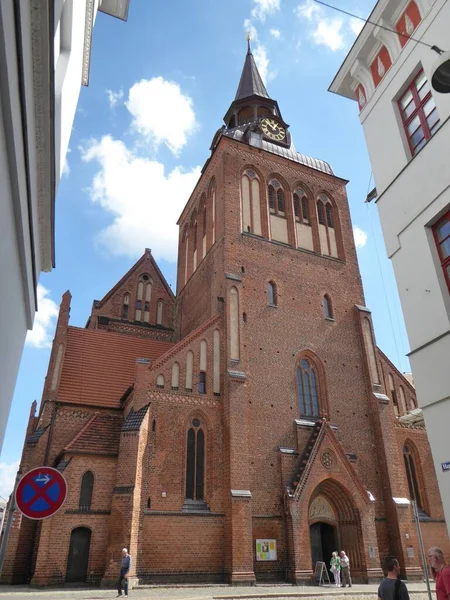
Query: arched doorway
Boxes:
[
  {"xmin": 310, "ymin": 521, "xmax": 337, "ymax": 567},
  {"xmin": 66, "ymin": 527, "xmax": 91, "ymax": 583},
  {"xmin": 308, "ymin": 480, "xmax": 365, "ymax": 578}
]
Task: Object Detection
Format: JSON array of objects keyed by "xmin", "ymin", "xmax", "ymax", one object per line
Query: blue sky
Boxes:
[{"xmin": 0, "ymin": 0, "xmax": 412, "ymax": 497}]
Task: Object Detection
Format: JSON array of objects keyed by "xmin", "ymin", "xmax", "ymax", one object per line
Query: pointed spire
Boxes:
[{"xmin": 234, "ymin": 37, "xmax": 270, "ymax": 101}]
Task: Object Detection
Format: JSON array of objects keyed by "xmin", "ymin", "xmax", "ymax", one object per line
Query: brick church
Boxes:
[{"xmin": 2, "ymin": 43, "xmax": 449, "ymax": 586}]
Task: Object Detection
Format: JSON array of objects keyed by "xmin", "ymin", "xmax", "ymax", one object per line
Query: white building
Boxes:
[
  {"xmin": 330, "ymin": 0, "xmax": 450, "ymax": 535},
  {"xmin": 0, "ymin": 0, "xmax": 130, "ymax": 453}
]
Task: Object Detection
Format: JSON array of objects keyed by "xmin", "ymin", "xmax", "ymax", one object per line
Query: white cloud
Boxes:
[
  {"xmin": 350, "ymin": 17, "xmax": 364, "ymax": 36},
  {"xmin": 125, "ymin": 77, "xmax": 197, "ymax": 155},
  {"xmin": 270, "ymin": 28, "xmax": 281, "ymax": 39},
  {"xmin": 353, "ymin": 226, "xmax": 368, "ymax": 249},
  {"xmin": 62, "ymin": 157, "xmax": 70, "ymax": 177},
  {"xmin": 312, "ymin": 18, "xmax": 345, "ymax": 51},
  {"xmin": 26, "ymin": 284, "xmax": 58, "ymax": 349},
  {"xmin": 81, "ymin": 135, "xmax": 201, "ymax": 262},
  {"xmin": 106, "ymin": 88, "xmax": 124, "ymax": 108},
  {"xmin": 295, "ymin": 0, "xmax": 356, "ymax": 51},
  {"xmin": 251, "ymin": 0, "xmax": 280, "ymax": 22},
  {"xmin": 0, "ymin": 460, "xmax": 19, "ymax": 501}
]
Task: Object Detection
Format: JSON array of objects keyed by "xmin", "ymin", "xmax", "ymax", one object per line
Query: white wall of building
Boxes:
[
  {"xmin": 331, "ymin": 0, "xmax": 450, "ymax": 535},
  {"xmin": 0, "ymin": 0, "xmax": 129, "ymax": 453}
]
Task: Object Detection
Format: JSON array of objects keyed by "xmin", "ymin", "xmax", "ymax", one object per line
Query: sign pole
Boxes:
[
  {"xmin": 411, "ymin": 499, "xmax": 433, "ymax": 600},
  {"xmin": 0, "ymin": 472, "xmax": 21, "ymax": 577}
]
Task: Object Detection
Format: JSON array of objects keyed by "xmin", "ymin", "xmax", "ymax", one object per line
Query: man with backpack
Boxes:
[{"xmin": 378, "ymin": 556, "xmax": 410, "ymax": 600}]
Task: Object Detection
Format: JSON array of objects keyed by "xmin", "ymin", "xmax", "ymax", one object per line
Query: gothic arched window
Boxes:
[
  {"xmin": 79, "ymin": 471, "xmax": 94, "ymax": 512},
  {"xmin": 267, "ymin": 281, "xmax": 277, "ymax": 306},
  {"xmin": 317, "ymin": 194, "xmax": 338, "ymax": 258},
  {"xmin": 185, "ymin": 419, "xmax": 205, "ymax": 500},
  {"xmin": 122, "ymin": 294, "xmax": 130, "ymax": 319},
  {"xmin": 241, "ymin": 169, "xmax": 262, "ymax": 236},
  {"xmin": 293, "ymin": 189, "xmax": 310, "ymax": 224},
  {"xmin": 403, "ymin": 445, "xmax": 423, "ymax": 511},
  {"xmin": 157, "ymin": 300, "xmax": 163, "ymax": 325},
  {"xmin": 296, "ymin": 359, "xmax": 319, "ymax": 418},
  {"xmin": 268, "ymin": 179, "xmax": 285, "ymax": 216}
]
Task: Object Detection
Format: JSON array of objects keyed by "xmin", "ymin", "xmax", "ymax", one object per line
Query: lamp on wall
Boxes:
[
  {"xmin": 430, "ymin": 49, "xmax": 450, "ymax": 93},
  {"xmin": 314, "ymin": 0, "xmax": 450, "ymax": 93}
]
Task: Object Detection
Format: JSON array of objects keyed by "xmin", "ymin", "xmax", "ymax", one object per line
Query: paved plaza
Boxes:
[{"xmin": 0, "ymin": 583, "xmax": 436, "ymax": 600}]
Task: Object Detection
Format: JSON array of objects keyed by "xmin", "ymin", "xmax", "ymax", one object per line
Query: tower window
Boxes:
[
  {"xmin": 293, "ymin": 189, "xmax": 310, "ymax": 224},
  {"xmin": 185, "ymin": 422, "xmax": 205, "ymax": 500},
  {"xmin": 267, "ymin": 281, "xmax": 277, "ymax": 306},
  {"xmin": 317, "ymin": 194, "xmax": 338, "ymax": 258},
  {"xmin": 326, "ymin": 204, "xmax": 333, "ymax": 228},
  {"xmin": 268, "ymin": 180, "xmax": 285, "ymax": 216},
  {"xmin": 317, "ymin": 201, "xmax": 325, "ymax": 225},
  {"xmin": 296, "ymin": 359, "xmax": 319, "ymax": 418}
]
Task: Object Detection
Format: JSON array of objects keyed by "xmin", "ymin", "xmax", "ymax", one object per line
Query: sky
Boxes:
[{"xmin": 0, "ymin": 0, "xmax": 412, "ymax": 499}]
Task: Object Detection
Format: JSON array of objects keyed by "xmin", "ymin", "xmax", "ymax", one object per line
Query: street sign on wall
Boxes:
[{"xmin": 15, "ymin": 467, "xmax": 67, "ymax": 520}]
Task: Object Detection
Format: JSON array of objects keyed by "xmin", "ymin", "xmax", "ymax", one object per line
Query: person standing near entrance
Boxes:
[
  {"xmin": 427, "ymin": 547, "xmax": 450, "ymax": 600},
  {"xmin": 117, "ymin": 548, "xmax": 131, "ymax": 598},
  {"xmin": 340, "ymin": 551, "xmax": 352, "ymax": 587},
  {"xmin": 378, "ymin": 556, "xmax": 409, "ymax": 600},
  {"xmin": 330, "ymin": 551, "xmax": 341, "ymax": 586}
]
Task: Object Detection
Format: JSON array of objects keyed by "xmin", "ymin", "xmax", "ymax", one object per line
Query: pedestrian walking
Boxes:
[
  {"xmin": 330, "ymin": 551, "xmax": 341, "ymax": 587},
  {"xmin": 117, "ymin": 548, "xmax": 131, "ymax": 598},
  {"xmin": 340, "ymin": 550, "xmax": 352, "ymax": 587},
  {"xmin": 378, "ymin": 556, "xmax": 409, "ymax": 600},
  {"xmin": 427, "ymin": 546, "xmax": 450, "ymax": 600}
]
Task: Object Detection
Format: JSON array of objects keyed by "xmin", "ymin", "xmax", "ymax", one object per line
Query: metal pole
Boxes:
[
  {"xmin": 0, "ymin": 472, "xmax": 21, "ymax": 577},
  {"xmin": 412, "ymin": 499, "xmax": 433, "ymax": 600}
]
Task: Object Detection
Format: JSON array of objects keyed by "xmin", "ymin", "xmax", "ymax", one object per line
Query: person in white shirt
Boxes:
[{"xmin": 340, "ymin": 551, "xmax": 352, "ymax": 588}]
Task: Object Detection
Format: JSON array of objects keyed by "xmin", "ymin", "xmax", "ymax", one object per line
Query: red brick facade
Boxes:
[{"xmin": 2, "ymin": 49, "xmax": 449, "ymax": 587}]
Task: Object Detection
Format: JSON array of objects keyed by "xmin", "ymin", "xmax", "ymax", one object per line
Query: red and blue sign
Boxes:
[{"xmin": 15, "ymin": 467, "xmax": 68, "ymax": 520}]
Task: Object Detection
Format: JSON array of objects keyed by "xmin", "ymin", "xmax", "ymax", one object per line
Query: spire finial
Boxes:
[{"xmin": 246, "ymin": 31, "xmax": 252, "ymax": 54}]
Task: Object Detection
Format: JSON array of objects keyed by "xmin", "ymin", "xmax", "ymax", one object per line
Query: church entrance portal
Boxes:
[
  {"xmin": 66, "ymin": 527, "xmax": 91, "ymax": 583},
  {"xmin": 309, "ymin": 522, "xmax": 337, "ymax": 568}
]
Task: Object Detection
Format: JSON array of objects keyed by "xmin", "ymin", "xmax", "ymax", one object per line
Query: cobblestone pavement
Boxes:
[{"xmin": 0, "ymin": 583, "xmax": 435, "ymax": 600}]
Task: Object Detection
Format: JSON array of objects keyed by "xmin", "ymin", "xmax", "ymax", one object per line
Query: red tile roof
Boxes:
[
  {"xmin": 58, "ymin": 327, "xmax": 173, "ymax": 408},
  {"xmin": 65, "ymin": 414, "xmax": 122, "ymax": 455}
]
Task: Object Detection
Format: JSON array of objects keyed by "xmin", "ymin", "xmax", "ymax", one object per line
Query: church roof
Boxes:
[
  {"xmin": 58, "ymin": 327, "xmax": 173, "ymax": 408},
  {"xmin": 64, "ymin": 414, "xmax": 122, "ymax": 455},
  {"xmin": 235, "ymin": 44, "xmax": 270, "ymax": 101}
]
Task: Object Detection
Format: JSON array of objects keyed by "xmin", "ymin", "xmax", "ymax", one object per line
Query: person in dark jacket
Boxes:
[{"xmin": 117, "ymin": 548, "xmax": 131, "ymax": 598}]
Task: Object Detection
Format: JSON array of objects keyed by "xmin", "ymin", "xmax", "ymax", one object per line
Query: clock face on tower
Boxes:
[{"xmin": 261, "ymin": 118, "xmax": 286, "ymax": 142}]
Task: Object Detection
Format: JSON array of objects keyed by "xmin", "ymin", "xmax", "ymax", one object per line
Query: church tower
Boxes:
[{"xmin": 174, "ymin": 42, "xmax": 421, "ymax": 584}]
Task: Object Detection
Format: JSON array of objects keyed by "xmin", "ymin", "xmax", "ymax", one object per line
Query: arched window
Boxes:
[
  {"xmin": 202, "ymin": 203, "xmax": 207, "ymax": 238},
  {"xmin": 186, "ymin": 351, "xmax": 194, "ymax": 391},
  {"xmin": 268, "ymin": 179, "xmax": 285, "ymax": 216},
  {"xmin": 79, "ymin": 471, "xmax": 94, "ymax": 511},
  {"xmin": 388, "ymin": 373, "xmax": 399, "ymax": 416},
  {"xmin": 293, "ymin": 189, "xmax": 310, "ymax": 224},
  {"xmin": 171, "ymin": 362, "xmax": 180, "ymax": 390},
  {"xmin": 323, "ymin": 295, "xmax": 333, "ymax": 319},
  {"xmin": 403, "ymin": 445, "xmax": 423, "ymax": 511},
  {"xmin": 267, "ymin": 281, "xmax": 277, "ymax": 306},
  {"xmin": 156, "ymin": 374, "xmax": 165, "ymax": 389},
  {"xmin": 122, "ymin": 294, "xmax": 130, "ymax": 319},
  {"xmin": 229, "ymin": 287, "xmax": 240, "ymax": 360},
  {"xmin": 185, "ymin": 418, "xmax": 205, "ymax": 500},
  {"xmin": 199, "ymin": 340, "xmax": 207, "ymax": 394},
  {"xmin": 317, "ymin": 194, "xmax": 338, "ymax": 257},
  {"xmin": 399, "ymin": 385, "xmax": 407, "ymax": 414},
  {"xmin": 296, "ymin": 359, "xmax": 319, "ymax": 417},
  {"xmin": 157, "ymin": 300, "xmax": 163, "ymax": 325},
  {"xmin": 238, "ymin": 105, "xmax": 254, "ymax": 125},
  {"xmin": 213, "ymin": 329, "xmax": 220, "ymax": 395}
]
